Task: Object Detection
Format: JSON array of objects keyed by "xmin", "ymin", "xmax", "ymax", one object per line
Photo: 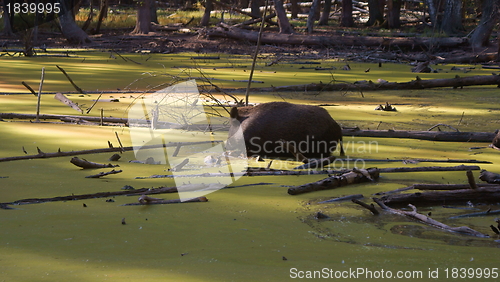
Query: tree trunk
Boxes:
[
  {"xmin": 366, "ymin": 0, "xmax": 385, "ymax": 26},
  {"xmin": 424, "ymin": 0, "xmax": 438, "ymax": 26},
  {"xmin": 387, "ymin": 0, "xmax": 401, "ymax": 28},
  {"xmin": 470, "ymin": 0, "xmax": 500, "ymax": 48},
  {"xmin": 200, "ymin": 0, "xmax": 213, "ymax": 26},
  {"xmin": 250, "ymin": 0, "xmax": 262, "ymax": 18},
  {"xmin": 290, "ymin": 0, "xmax": 300, "ymax": 19},
  {"xmin": 307, "ymin": 0, "xmax": 321, "ymax": 33},
  {"xmin": 318, "ymin": 0, "xmax": 332, "ymax": 25},
  {"xmin": 131, "ymin": 0, "xmax": 152, "ymax": 34},
  {"xmin": 341, "ymin": 0, "xmax": 354, "ymax": 27},
  {"xmin": 150, "ymin": 0, "xmax": 158, "ymax": 24},
  {"xmin": 2, "ymin": 1, "xmax": 14, "ymax": 35},
  {"xmin": 58, "ymin": 0, "xmax": 91, "ymax": 44},
  {"xmin": 441, "ymin": 0, "xmax": 464, "ymax": 35},
  {"xmin": 274, "ymin": 0, "xmax": 294, "ymax": 34}
]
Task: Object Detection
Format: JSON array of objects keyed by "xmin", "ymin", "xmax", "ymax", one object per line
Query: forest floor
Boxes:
[{"xmin": 2, "ymin": 26, "xmax": 498, "ymax": 63}]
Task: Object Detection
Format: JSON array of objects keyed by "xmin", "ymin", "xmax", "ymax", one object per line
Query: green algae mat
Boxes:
[{"xmin": 1, "ymin": 51, "xmax": 500, "ymax": 281}]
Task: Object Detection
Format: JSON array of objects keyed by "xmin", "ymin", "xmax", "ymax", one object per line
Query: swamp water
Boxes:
[{"xmin": 1, "ymin": 52, "xmax": 500, "ymax": 281}]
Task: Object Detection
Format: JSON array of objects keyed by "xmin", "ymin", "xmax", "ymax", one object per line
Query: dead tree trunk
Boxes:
[
  {"xmin": 470, "ymin": 0, "xmax": 500, "ymax": 48},
  {"xmin": 373, "ymin": 198, "xmax": 489, "ymax": 237},
  {"xmin": 208, "ymin": 24, "xmax": 467, "ymax": 48},
  {"xmin": 274, "ymin": 0, "xmax": 294, "ymax": 34},
  {"xmin": 246, "ymin": 74, "xmax": 500, "ymax": 93},
  {"xmin": 58, "ymin": 0, "xmax": 91, "ymax": 44},
  {"xmin": 341, "ymin": 0, "xmax": 354, "ymax": 27},
  {"xmin": 380, "ymin": 186, "xmax": 500, "ymax": 206},
  {"xmin": 131, "ymin": 0, "xmax": 152, "ymax": 34}
]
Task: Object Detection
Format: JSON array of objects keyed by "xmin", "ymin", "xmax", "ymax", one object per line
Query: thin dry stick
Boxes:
[
  {"xmin": 244, "ymin": 0, "xmax": 269, "ymax": 106},
  {"xmin": 56, "ymin": 65, "xmax": 85, "ymax": 94},
  {"xmin": 115, "ymin": 131, "xmax": 124, "ymax": 152},
  {"xmin": 35, "ymin": 67, "xmax": 45, "ymax": 122},
  {"xmin": 87, "ymin": 92, "xmax": 104, "ymax": 114},
  {"xmin": 22, "ymin": 81, "xmax": 37, "ymax": 96}
]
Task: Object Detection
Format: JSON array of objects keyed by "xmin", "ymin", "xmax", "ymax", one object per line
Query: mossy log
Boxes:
[
  {"xmin": 380, "ymin": 186, "xmax": 500, "ymax": 206},
  {"xmin": 288, "ymin": 168, "xmax": 379, "ymax": 195}
]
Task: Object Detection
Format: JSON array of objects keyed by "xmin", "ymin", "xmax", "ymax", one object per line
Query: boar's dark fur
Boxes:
[{"xmin": 227, "ymin": 102, "xmax": 344, "ymax": 158}]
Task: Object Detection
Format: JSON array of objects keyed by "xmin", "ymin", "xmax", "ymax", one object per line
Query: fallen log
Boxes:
[
  {"xmin": 139, "ymin": 165, "xmax": 481, "ymax": 179},
  {"xmin": 380, "ymin": 186, "xmax": 500, "ymax": 206},
  {"xmin": 85, "ymin": 169, "xmax": 123, "ymax": 178},
  {"xmin": 373, "ymin": 198, "xmax": 489, "ymax": 238},
  {"xmin": 287, "ymin": 168, "xmax": 379, "ymax": 195},
  {"xmin": 0, "ymin": 140, "xmax": 223, "ymax": 162},
  {"xmin": 208, "ymin": 23, "xmax": 467, "ymax": 49},
  {"xmin": 449, "ymin": 209, "xmax": 500, "ymax": 219},
  {"xmin": 0, "ymin": 112, "xmax": 128, "ymax": 124},
  {"xmin": 241, "ymin": 74, "xmax": 500, "ymax": 93},
  {"xmin": 342, "ymin": 128, "xmax": 496, "ymax": 142},
  {"xmin": 412, "ymin": 183, "xmax": 498, "ymax": 190},
  {"xmin": 122, "ymin": 196, "xmax": 208, "ymax": 206},
  {"xmin": 70, "ymin": 157, "xmax": 119, "ymax": 169},
  {"xmin": 378, "ymin": 165, "xmax": 481, "ymax": 173},
  {"xmin": 0, "ymin": 186, "xmax": 179, "ymax": 209},
  {"xmin": 318, "ymin": 194, "xmax": 364, "ymax": 203}
]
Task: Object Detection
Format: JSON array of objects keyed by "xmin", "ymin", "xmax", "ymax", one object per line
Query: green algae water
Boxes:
[{"xmin": 1, "ymin": 52, "xmax": 500, "ymax": 281}]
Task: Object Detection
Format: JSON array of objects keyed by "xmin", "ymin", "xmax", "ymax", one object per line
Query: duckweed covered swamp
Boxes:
[{"xmin": 1, "ymin": 51, "xmax": 500, "ymax": 281}]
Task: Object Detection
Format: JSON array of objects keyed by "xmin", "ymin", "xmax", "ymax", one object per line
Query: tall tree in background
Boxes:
[
  {"xmin": 366, "ymin": 0, "xmax": 385, "ymax": 26},
  {"xmin": 470, "ymin": 0, "xmax": 500, "ymax": 48},
  {"xmin": 341, "ymin": 0, "xmax": 354, "ymax": 27},
  {"xmin": 200, "ymin": 0, "xmax": 213, "ymax": 26},
  {"xmin": 131, "ymin": 0, "xmax": 152, "ymax": 34},
  {"xmin": 2, "ymin": 1, "xmax": 14, "ymax": 35},
  {"xmin": 441, "ymin": 0, "xmax": 464, "ymax": 34},
  {"xmin": 424, "ymin": 0, "xmax": 438, "ymax": 27},
  {"xmin": 250, "ymin": 0, "xmax": 262, "ymax": 18},
  {"xmin": 274, "ymin": 0, "xmax": 294, "ymax": 34},
  {"xmin": 290, "ymin": 0, "xmax": 300, "ymax": 19},
  {"xmin": 387, "ymin": 0, "xmax": 401, "ymax": 28},
  {"xmin": 307, "ymin": 0, "xmax": 321, "ymax": 33},
  {"xmin": 318, "ymin": 0, "xmax": 332, "ymax": 26},
  {"xmin": 58, "ymin": 0, "xmax": 91, "ymax": 44}
]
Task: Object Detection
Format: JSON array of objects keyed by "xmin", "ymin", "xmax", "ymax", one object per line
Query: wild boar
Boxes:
[{"xmin": 227, "ymin": 102, "xmax": 344, "ymax": 158}]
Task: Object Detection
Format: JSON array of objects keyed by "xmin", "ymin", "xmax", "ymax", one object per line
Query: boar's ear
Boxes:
[{"xmin": 230, "ymin": 107, "xmax": 239, "ymax": 119}]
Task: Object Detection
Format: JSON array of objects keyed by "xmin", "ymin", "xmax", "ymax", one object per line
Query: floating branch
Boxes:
[
  {"xmin": 0, "ymin": 186, "xmax": 179, "ymax": 209},
  {"xmin": 412, "ymin": 183, "xmax": 498, "ymax": 190},
  {"xmin": 56, "ymin": 65, "xmax": 85, "ymax": 94},
  {"xmin": 54, "ymin": 93, "xmax": 83, "ymax": 113},
  {"xmin": 351, "ymin": 198, "xmax": 379, "ymax": 215},
  {"xmin": 85, "ymin": 169, "xmax": 123, "ymax": 178},
  {"xmin": 380, "ymin": 186, "xmax": 500, "ymax": 206},
  {"xmin": 70, "ymin": 157, "xmax": 119, "ymax": 169},
  {"xmin": 378, "ymin": 165, "xmax": 481, "ymax": 173},
  {"xmin": 449, "ymin": 209, "xmax": 500, "ymax": 219},
  {"xmin": 139, "ymin": 165, "xmax": 481, "ymax": 179},
  {"xmin": 341, "ymin": 128, "xmax": 496, "ymax": 142},
  {"xmin": 373, "ymin": 198, "xmax": 489, "ymax": 238},
  {"xmin": 288, "ymin": 168, "xmax": 379, "ymax": 195},
  {"xmin": 122, "ymin": 196, "xmax": 208, "ymax": 206},
  {"xmin": 0, "ymin": 140, "xmax": 223, "ymax": 162},
  {"xmin": 318, "ymin": 194, "xmax": 364, "ymax": 204},
  {"xmin": 21, "ymin": 81, "xmax": 37, "ymax": 96}
]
